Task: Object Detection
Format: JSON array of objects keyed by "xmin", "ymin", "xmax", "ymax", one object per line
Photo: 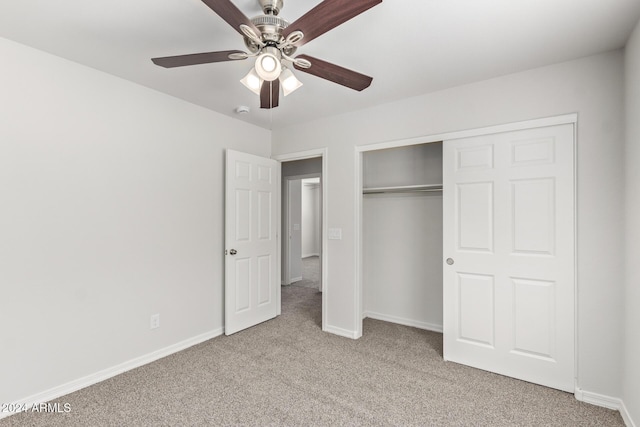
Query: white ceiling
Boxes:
[{"xmin": 1, "ymin": 0, "xmax": 639, "ymax": 130}]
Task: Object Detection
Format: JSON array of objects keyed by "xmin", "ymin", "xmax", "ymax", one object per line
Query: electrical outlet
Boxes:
[{"xmin": 150, "ymin": 313, "xmax": 160, "ymax": 330}]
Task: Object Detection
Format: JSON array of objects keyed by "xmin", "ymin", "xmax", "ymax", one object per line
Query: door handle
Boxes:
[
  {"xmin": 229, "ymin": 249, "xmax": 237, "ymax": 255},
  {"xmin": 446, "ymin": 258, "xmax": 454, "ymax": 265}
]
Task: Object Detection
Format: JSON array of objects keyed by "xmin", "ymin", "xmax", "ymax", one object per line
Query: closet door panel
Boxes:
[
  {"xmin": 456, "ymin": 182, "xmax": 494, "ymax": 253},
  {"xmin": 456, "ymin": 272, "xmax": 495, "ymax": 347},
  {"xmin": 443, "ymin": 123, "xmax": 575, "ymax": 393},
  {"xmin": 511, "ymin": 178, "xmax": 555, "ymax": 255},
  {"xmin": 511, "ymin": 277, "xmax": 556, "ymax": 360}
]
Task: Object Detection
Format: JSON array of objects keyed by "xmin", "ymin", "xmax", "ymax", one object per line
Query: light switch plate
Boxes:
[{"xmin": 328, "ymin": 228, "xmax": 342, "ymax": 240}]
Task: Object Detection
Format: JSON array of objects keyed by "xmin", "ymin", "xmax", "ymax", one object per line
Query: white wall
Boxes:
[
  {"xmin": 288, "ymin": 180, "xmax": 302, "ymax": 281},
  {"xmin": 272, "ymin": 50, "xmax": 625, "ymax": 398},
  {"xmin": 0, "ymin": 38, "xmax": 270, "ymax": 405},
  {"xmin": 363, "ymin": 144, "xmax": 443, "ymax": 331},
  {"xmin": 282, "ymin": 157, "xmax": 322, "ymax": 177},
  {"xmin": 624, "ymin": 17, "xmax": 640, "ymax": 425},
  {"xmin": 302, "ymin": 181, "xmax": 321, "ymax": 258}
]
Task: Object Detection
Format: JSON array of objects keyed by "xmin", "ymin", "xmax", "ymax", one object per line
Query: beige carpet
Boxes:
[
  {"xmin": 291, "ymin": 256, "xmax": 320, "ymax": 289},
  {"xmin": 1, "ymin": 286, "xmax": 623, "ymax": 426}
]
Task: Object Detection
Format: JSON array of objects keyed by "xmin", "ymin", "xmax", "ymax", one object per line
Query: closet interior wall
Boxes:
[{"xmin": 362, "ymin": 142, "xmax": 444, "ymax": 332}]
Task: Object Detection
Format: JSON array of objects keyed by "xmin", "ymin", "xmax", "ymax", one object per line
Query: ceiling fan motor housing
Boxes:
[
  {"xmin": 259, "ymin": 0, "xmax": 283, "ymax": 15},
  {"xmin": 245, "ymin": 14, "xmax": 295, "ymax": 56}
]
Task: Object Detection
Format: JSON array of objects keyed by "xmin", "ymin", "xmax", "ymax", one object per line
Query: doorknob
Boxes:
[
  {"xmin": 229, "ymin": 249, "xmax": 237, "ymax": 255},
  {"xmin": 446, "ymin": 258, "xmax": 454, "ymax": 265}
]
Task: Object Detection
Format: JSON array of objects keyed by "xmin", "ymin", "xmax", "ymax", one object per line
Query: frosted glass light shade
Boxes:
[
  {"xmin": 240, "ymin": 68, "xmax": 262, "ymax": 95},
  {"xmin": 279, "ymin": 68, "xmax": 302, "ymax": 96},
  {"xmin": 254, "ymin": 50, "xmax": 282, "ymax": 81}
]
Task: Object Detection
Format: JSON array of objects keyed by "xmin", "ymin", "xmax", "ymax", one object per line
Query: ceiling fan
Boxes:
[{"xmin": 151, "ymin": 0, "xmax": 382, "ymax": 109}]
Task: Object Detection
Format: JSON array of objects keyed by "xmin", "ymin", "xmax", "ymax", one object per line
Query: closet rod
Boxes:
[{"xmin": 363, "ymin": 184, "xmax": 443, "ymax": 195}]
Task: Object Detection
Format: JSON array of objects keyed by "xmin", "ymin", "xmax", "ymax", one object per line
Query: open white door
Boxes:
[
  {"xmin": 443, "ymin": 124, "xmax": 575, "ymax": 392},
  {"xmin": 225, "ymin": 149, "xmax": 280, "ymax": 335}
]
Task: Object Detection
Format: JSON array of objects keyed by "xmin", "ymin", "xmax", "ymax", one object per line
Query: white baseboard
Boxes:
[
  {"xmin": 363, "ymin": 311, "xmax": 443, "ymax": 333},
  {"xmin": 0, "ymin": 328, "xmax": 224, "ymax": 420},
  {"xmin": 290, "ymin": 276, "xmax": 302, "ymax": 283},
  {"xmin": 302, "ymin": 253, "xmax": 320, "ymax": 258},
  {"xmin": 575, "ymin": 387, "xmax": 622, "ymax": 410},
  {"xmin": 574, "ymin": 387, "xmax": 636, "ymax": 427},
  {"xmin": 324, "ymin": 324, "xmax": 359, "ymax": 339},
  {"xmin": 620, "ymin": 400, "xmax": 637, "ymax": 427}
]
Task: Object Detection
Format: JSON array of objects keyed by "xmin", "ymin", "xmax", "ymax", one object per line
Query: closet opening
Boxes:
[
  {"xmin": 359, "ymin": 141, "xmax": 444, "ymax": 338},
  {"xmin": 280, "ymin": 156, "xmax": 325, "ymax": 329},
  {"xmin": 355, "ymin": 116, "xmax": 577, "ymax": 389}
]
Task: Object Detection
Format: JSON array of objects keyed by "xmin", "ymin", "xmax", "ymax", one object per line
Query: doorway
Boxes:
[
  {"xmin": 300, "ymin": 177, "xmax": 322, "ymax": 290},
  {"xmin": 361, "ymin": 143, "xmax": 443, "ymax": 332},
  {"xmin": 275, "ymin": 150, "xmax": 328, "ymax": 331},
  {"xmin": 283, "ymin": 175, "xmax": 322, "ymax": 291}
]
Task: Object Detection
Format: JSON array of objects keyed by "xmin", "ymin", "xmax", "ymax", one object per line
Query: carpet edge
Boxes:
[{"xmin": 0, "ymin": 327, "xmax": 224, "ymax": 420}]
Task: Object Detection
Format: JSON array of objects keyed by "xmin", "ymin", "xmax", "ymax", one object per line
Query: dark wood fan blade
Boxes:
[
  {"xmin": 282, "ymin": 0, "xmax": 381, "ymax": 47},
  {"xmin": 151, "ymin": 50, "xmax": 245, "ymax": 68},
  {"xmin": 201, "ymin": 0, "xmax": 260, "ymax": 37},
  {"xmin": 260, "ymin": 80, "xmax": 280, "ymax": 109},
  {"xmin": 260, "ymin": 81, "xmax": 269, "ymax": 108},
  {"xmin": 293, "ymin": 54, "xmax": 372, "ymax": 91}
]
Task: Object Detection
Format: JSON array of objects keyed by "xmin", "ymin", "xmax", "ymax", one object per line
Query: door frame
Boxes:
[
  {"xmin": 273, "ymin": 148, "xmax": 328, "ymax": 331},
  {"xmin": 354, "ymin": 114, "xmax": 578, "ymax": 388},
  {"xmin": 283, "ymin": 173, "xmax": 322, "ymax": 286}
]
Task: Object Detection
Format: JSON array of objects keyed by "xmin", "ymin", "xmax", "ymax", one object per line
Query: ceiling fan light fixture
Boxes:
[
  {"xmin": 280, "ymin": 68, "xmax": 303, "ymax": 96},
  {"xmin": 240, "ymin": 68, "xmax": 262, "ymax": 95},
  {"xmin": 254, "ymin": 47, "xmax": 282, "ymax": 81},
  {"xmin": 152, "ymin": 0, "xmax": 381, "ymax": 110}
]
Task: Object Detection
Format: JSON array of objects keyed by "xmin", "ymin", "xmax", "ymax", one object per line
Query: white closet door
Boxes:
[{"xmin": 443, "ymin": 124, "xmax": 575, "ymax": 392}]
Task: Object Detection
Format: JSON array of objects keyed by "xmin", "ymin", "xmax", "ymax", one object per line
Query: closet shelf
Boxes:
[{"xmin": 363, "ymin": 184, "xmax": 443, "ymax": 194}]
